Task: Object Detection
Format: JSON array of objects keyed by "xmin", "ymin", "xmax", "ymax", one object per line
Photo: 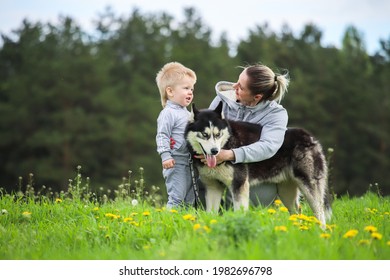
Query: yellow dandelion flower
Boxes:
[
  {"xmin": 371, "ymin": 232, "xmax": 382, "ymax": 240},
  {"xmin": 358, "ymin": 239, "xmax": 370, "ymax": 245},
  {"xmin": 169, "ymin": 209, "xmax": 178, "ymax": 213},
  {"xmin": 22, "ymin": 211, "xmax": 32, "ymax": 219},
  {"xmin": 105, "ymin": 213, "xmax": 120, "ymax": 219},
  {"xmin": 182, "ymin": 214, "xmax": 196, "ymax": 221},
  {"xmin": 93, "ymin": 207, "xmax": 99, "ymax": 211},
  {"xmin": 279, "ymin": 206, "xmax": 289, "ymax": 213},
  {"xmin": 210, "ymin": 219, "xmax": 218, "ymax": 224},
  {"xmin": 299, "ymin": 225, "xmax": 310, "ymax": 231},
  {"xmin": 343, "ymin": 229, "xmax": 359, "ymax": 239},
  {"xmin": 274, "ymin": 199, "xmax": 282, "ymax": 206},
  {"xmin": 193, "ymin": 223, "xmax": 201, "ymax": 230},
  {"xmin": 267, "ymin": 209, "xmax": 276, "ymax": 214},
  {"xmin": 320, "ymin": 233, "xmax": 331, "ymax": 239},
  {"xmin": 365, "ymin": 208, "xmax": 378, "ymax": 214},
  {"xmin": 182, "ymin": 214, "xmax": 191, "ymax": 220},
  {"xmin": 275, "ymin": 226, "xmax": 288, "ymax": 232},
  {"xmin": 159, "ymin": 251, "xmax": 166, "ymax": 257},
  {"xmin": 297, "ymin": 214, "xmax": 310, "ymax": 221},
  {"xmin": 203, "ymin": 225, "xmax": 211, "ymax": 233},
  {"xmin": 142, "ymin": 211, "xmax": 151, "ymax": 216},
  {"xmin": 130, "ymin": 221, "xmax": 140, "ymax": 227},
  {"xmin": 364, "ymin": 225, "xmax": 378, "ymax": 233},
  {"xmin": 289, "ymin": 214, "xmax": 298, "ymax": 221},
  {"xmin": 308, "ymin": 216, "xmax": 320, "ymax": 224},
  {"xmin": 293, "ymin": 222, "xmax": 300, "ymax": 227},
  {"xmin": 123, "ymin": 217, "xmax": 133, "ymax": 222},
  {"xmin": 55, "ymin": 198, "xmax": 62, "ymax": 203}
]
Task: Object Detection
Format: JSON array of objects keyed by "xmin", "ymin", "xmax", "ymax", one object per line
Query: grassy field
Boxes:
[{"xmin": 0, "ymin": 169, "xmax": 389, "ymax": 260}]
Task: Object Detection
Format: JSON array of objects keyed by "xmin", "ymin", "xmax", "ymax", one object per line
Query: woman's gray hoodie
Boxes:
[{"xmin": 209, "ymin": 81, "xmax": 288, "ymax": 164}]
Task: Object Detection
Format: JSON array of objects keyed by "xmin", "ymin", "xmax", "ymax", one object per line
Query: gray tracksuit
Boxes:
[{"xmin": 156, "ymin": 100, "xmax": 194, "ymax": 208}]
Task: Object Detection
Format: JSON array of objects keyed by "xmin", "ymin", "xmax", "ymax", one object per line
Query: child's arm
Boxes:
[{"xmin": 156, "ymin": 109, "xmax": 175, "ymax": 167}]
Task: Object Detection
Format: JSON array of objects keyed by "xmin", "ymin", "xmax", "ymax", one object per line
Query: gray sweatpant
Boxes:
[{"xmin": 163, "ymin": 163, "xmax": 195, "ymax": 208}]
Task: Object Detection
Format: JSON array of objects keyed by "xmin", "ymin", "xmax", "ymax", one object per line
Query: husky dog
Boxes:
[{"xmin": 185, "ymin": 102, "xmax": 332, "ymax": 227}]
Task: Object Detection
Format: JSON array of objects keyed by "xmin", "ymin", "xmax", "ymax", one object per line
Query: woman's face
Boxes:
[{"xmin": 232, "ymin": 69, "xmax": 261, "ymax": 106}]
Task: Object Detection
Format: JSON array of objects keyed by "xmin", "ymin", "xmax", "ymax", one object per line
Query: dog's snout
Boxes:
[{"xmin": 210, "ymin": 148, "xmax": 219, "ymax": 155}]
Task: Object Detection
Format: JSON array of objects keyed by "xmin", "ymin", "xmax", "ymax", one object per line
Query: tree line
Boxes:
[{"xmin": 0, "ymin": 7, "xmax": 389, "ymax": 196}]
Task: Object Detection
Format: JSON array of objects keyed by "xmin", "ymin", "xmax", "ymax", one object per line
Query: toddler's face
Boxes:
[{"xmin": 168, "ymin": 76, "xmax": 195, "ymax": 107}]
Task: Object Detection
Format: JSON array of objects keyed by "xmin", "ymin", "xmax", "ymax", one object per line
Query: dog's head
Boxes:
[{"xmin": 185, "ymin": 101, "xmax": 230, "ymax": 168}]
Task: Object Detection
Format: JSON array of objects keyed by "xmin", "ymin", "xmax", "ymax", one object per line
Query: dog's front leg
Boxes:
[
  {"xmin": 231, "ymin": 179, "xmax": 250, "ymax": 211},
  {"xmin": 204, "ymin": 181, "xmax": 224, "ymax": 212}
]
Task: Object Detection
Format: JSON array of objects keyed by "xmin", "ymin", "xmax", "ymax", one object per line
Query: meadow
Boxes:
[{"xmin": 0, "ymin": 167, "xmax": 389, "ymax": 260}]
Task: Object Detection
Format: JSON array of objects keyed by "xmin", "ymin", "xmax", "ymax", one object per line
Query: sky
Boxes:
[{"xmin": 1, "ymin": 0, "xmax": 389, "ymax": 54}]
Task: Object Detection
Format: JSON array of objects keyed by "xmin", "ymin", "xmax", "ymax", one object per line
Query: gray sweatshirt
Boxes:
[
  {"xmin": 209, "ymin": 81, "xmax": 288, "ymax": 164},
  {"xmin": 156, "ymin": 100, "xmax": 190, "ymax": 165}
]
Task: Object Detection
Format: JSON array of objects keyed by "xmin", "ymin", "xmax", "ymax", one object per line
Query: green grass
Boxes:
[
  {"xmin": 0, "ymin": 169, "xmax": 389, "ymax": 260},
  {"xmin": 1, "ymin": 194, "xmax": 389, "ymax": 260}
]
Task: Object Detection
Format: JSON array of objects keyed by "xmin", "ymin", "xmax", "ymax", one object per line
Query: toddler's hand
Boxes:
[{"xmin": 162, "ymin": 158, "xmax": 175, "ymax": 169}]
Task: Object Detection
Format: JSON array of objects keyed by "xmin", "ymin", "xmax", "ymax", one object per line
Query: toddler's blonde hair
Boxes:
[{"xmin": 156, "ymin": 62, "xmax": 197, "ymax": 107}]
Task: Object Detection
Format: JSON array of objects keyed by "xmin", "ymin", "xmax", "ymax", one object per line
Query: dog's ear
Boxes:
[
  {"xmin": 189, "ymin": 103, "xmax": 198, "ymax": 123},
  {"xmin": 214, "ymin": 101, "xmax": 224, "ymax": 119}
]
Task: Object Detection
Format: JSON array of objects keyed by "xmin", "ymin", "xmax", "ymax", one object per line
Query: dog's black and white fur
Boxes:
[{"xmin": 185, "ymin": 102, "xmax": 332, "ymax": 227}]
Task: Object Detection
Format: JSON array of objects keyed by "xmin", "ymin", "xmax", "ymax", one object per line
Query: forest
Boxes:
[{"xmin": 0, "ymin": 7, "xmax": 389, "ymax": 197}]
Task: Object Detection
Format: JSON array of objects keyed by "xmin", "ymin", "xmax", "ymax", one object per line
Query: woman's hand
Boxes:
[{"xmin": 194, "ymin": 149, "xmax": 235, "ymax": 165}]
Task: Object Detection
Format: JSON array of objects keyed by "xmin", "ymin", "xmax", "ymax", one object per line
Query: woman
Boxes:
[{"xmin": 199, "ymin": 63, "xmax": 290, "ymax": 207}]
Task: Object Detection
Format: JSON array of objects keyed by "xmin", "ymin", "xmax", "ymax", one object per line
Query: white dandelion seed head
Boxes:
[{"xmin": 131, "ymin": 199, "xmax": 138, "ymax": 206}]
